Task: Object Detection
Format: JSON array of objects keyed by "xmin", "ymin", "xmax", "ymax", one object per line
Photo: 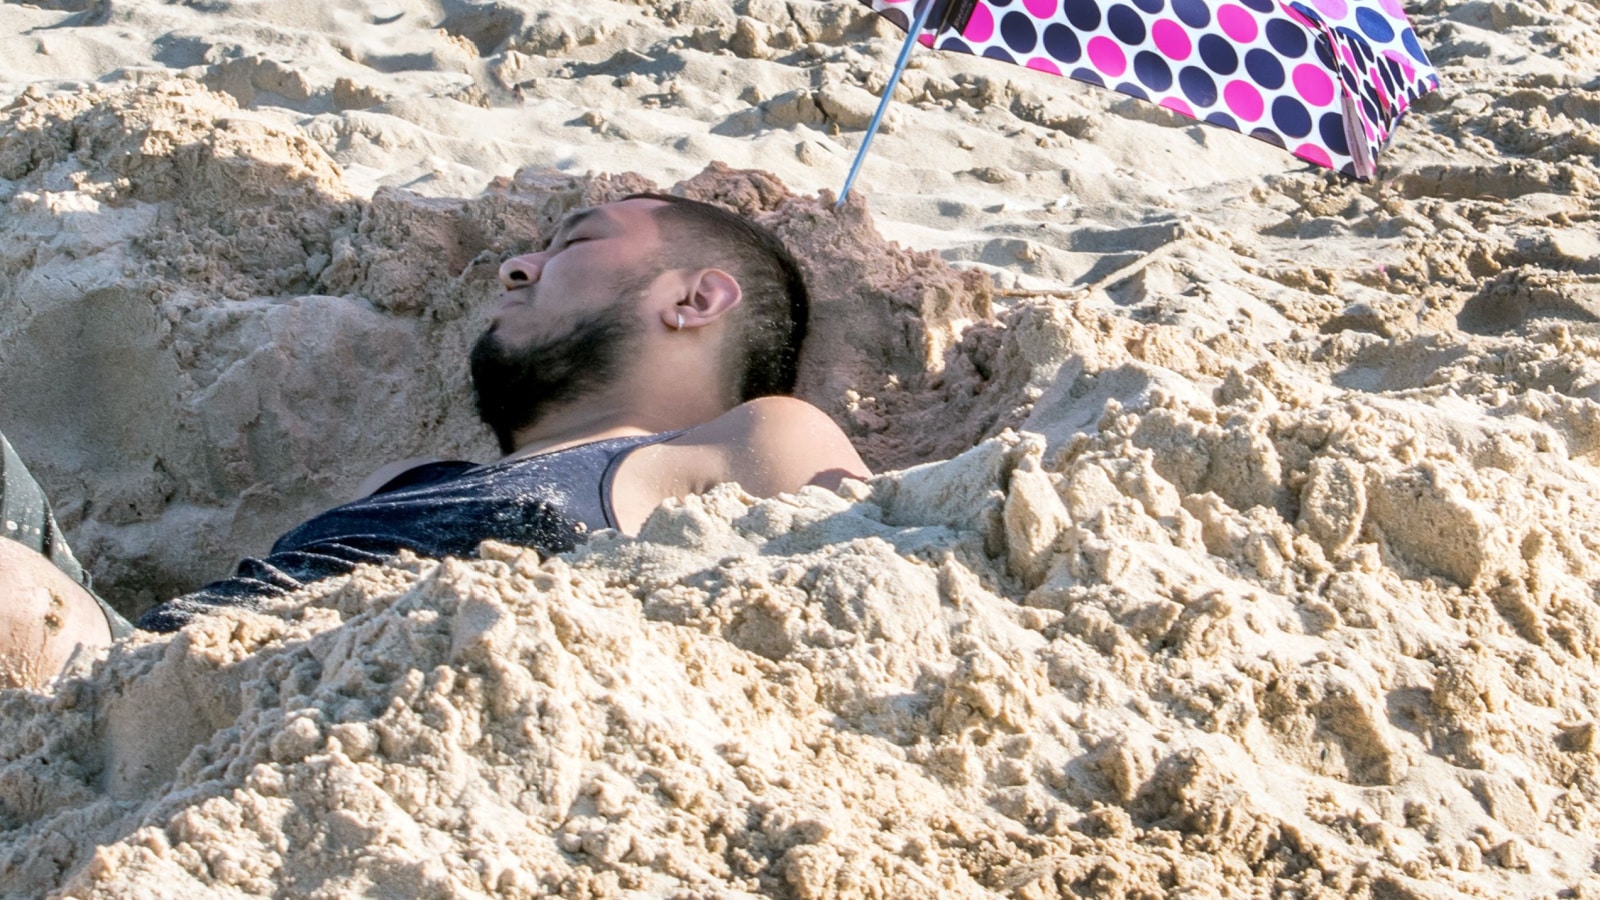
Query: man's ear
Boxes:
[{"xmin": 668, "ymin": 268, "xmax": 741, "ymax": 330}]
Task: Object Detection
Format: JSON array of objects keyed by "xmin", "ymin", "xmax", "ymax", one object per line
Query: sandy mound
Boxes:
[
  {"xmin": 4, "ymin": 0, "xmax": 1600, "ymax": 896},
  {"xmin": 0, "ymin": 79, "xmax": 990, "ymax": 613}
]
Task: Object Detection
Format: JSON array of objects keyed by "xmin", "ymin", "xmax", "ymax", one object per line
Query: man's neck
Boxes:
[
  {"xmin": 501, "ymin": 387, "xmax": 729, "ymax": 461},
  {"xmin": 502, "ymin": 417, "xmax": 654, "ymax": 461}
]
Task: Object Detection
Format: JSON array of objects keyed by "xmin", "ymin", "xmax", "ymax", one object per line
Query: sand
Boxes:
[{"xmin": 2, "ymin": 0, "xmax": 1600, "ymax": 896}]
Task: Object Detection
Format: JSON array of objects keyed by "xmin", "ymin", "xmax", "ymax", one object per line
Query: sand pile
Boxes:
[
  {"xmin": 4, "ymin": 0, "xmax": 1600, "ymax": 896},
  {"xmin": 0, "ymin": 79, "xmax": 988, "ymax": 610}
]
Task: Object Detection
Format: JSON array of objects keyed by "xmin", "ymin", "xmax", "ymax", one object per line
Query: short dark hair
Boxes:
[{"xmin": 625, "ymin": 193, "xmax": 809, "ymax": 401}]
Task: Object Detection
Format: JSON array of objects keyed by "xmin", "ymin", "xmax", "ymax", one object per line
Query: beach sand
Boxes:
[{"xmin": 2, "ymin": 0, "xmax": 1600, "ymax": 895}]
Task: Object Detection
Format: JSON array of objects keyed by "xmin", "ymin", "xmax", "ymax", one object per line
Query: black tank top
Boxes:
[{"xmin": 135, "ymin": 431, "xmax": 682, "ymax": 632}]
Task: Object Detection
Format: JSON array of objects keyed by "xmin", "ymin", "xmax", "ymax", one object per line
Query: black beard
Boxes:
[{"xmin": 469, "ymin": 312, "xmax": 635, "ymax": 455}]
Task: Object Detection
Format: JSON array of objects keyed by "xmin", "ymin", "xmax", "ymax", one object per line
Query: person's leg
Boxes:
[
  {"xmin": 2, "ymin": 432, "xmax": 91, "ymax": 584},
  {"xmin": 0, "ymin": 538, "xmax": 111, "ymax": 689},
  {"xmin": 0, "ymin": 431, "xmax": 134, "ymax": 642}
]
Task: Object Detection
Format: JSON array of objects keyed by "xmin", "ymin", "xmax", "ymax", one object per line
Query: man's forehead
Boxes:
[
  {"xmin": 546, "ymin": 198, "xmax": 666, "ymax": 245},
  {"xmin": 559, "ymin": 198, "xmax": 665, "ymax": 230}
]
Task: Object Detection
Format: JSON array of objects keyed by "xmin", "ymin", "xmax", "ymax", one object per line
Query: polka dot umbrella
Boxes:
[{"xmin": 839, "ymin": 0, "xmax": 1440, "ymax": 199}]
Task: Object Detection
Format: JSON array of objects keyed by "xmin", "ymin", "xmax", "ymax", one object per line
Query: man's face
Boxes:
[
  {"xmin": 486, "ymin": 198, "xmax": 670, "ymax": 349},
  {"xmin": 470, "ymin": 199, "xmax": 670, "ymax": 452}
]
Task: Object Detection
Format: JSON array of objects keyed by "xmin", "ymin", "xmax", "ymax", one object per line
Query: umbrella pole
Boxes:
[{"xmin": 836, "ymin": 0, "xmax": 937, "ymax": 208}]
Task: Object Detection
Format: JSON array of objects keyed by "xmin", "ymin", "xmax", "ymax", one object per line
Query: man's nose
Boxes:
[{"xmin": 498, "ymin": 253, "xmax": 544, "ymax": 290}]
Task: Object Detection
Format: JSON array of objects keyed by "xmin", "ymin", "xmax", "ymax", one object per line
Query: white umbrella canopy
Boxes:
[{"xmin": 840, "ymin": 0, "xmax": 1441, "ymax": 200}]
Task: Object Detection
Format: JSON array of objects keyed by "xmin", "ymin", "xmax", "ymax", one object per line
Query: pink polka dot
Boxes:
[
  {"xmin": 1378, "ymin": 0, "xmax": 1405, "ymax": 16},
  {"xmin": 1217, "ymin": 5, "xmax": 1258, "ymax": 43},
  {"xmin": 1381, "ymin": 50, "xmax": 1417, "ymax": 82},
  {"xmin": 1369, "ymin": 67, "xmax": 1392, "ymax": 112},
  {"xmin": 1160, "ymin": 97, "xmax": 1196, "ymax": 118},
  {"xmin": 1223, "ymin": 80, "xmax": 1264, "ymax": 120},
  {"xmin": 918, "ymin": 33, "xmax": 934, "ymax": 47},
  {"xmin": 1152, "ymin": 19, "xmax": 1192, "ymax": 60},
  {"xmin": 963, "ymin": 3, "xmax": 995, "ymax": 42},
  {"xmin": 1292, "ymin": 63, "xmax": 1335, "ymax": 106},
  {"xmin": 1026, "ymin": 57, "xmax": 1063, "ymax": 75},
  {"xmin": 1309, "ymin": 0, "xmax": 1349, "ymax": 19},
  {"xmin": 1087, "ymin": 36, "xmax": 1128, "ymax": 77},
  {"xmin": 1024, "ymin": 0, "xmax": 1060, "ymax": 16},
  {"xmin": 1293, "ymin": 143, "xmax": 1334, "ymax": 168}
]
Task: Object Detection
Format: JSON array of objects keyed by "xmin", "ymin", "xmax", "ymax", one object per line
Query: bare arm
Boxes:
[
  {"xmin": 610, "ymin": 397, "xmax": 870, "ymax": 534},
  {"xmin": 701, "ymin": 395, "xmax": 871, "ymax": 495},
  {"xmin": 0, "ymin": 539, "xmax": 111, "ymax": 690}
]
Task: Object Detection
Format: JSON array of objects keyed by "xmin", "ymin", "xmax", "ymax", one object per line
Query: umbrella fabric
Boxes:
[{"xmin": 857, "ymin": 0, "xmax": 1439, "ymax": 179}]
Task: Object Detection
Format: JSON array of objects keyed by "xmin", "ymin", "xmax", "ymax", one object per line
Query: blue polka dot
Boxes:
[
  {"xmin": 1265, "ymin": 19, "xmax": 1308, "ymax": 57},
  {"xmin": 1271, "ymin": 96, "xmax": 1313, "ymax": 137},
  {"xmin": 1316, "ymin": 37, "xmax": 1338, "ymax": 69},
  {"xmin": 1107, "ymin": 5, "xmax": 1147, "ymax": 44},
  {"xmin": 1133, "ymin": 0, "xmax": 1165, "ymax": 12},
  {"xmin": 1204, "ymin": 110, "xmax": 1240, "ymax": 132},
  {"xmin": 1354, "ymin": 7, "xmax": 1395, "ymax": 42},
  {"xmin": 1380, "ymin": 56, "xmax": 1403, "ymax": 92},
  {"xmin": 1072, "ymin": 67, "xmax": 1107, "ymax": 87},
  {"xmin": 1198, "ymin": 34, "xmax": 1238, "ymax": 75},
  {"xmin": 1180, "ymin": 66, "xmax": 1219, "ymax": 106},
  {"xmin": 1134, "ymin": 51, "xmax": 1175, "ymax": 91},
  {"xmin": 1401, "ymin": 27, "xmax": 1428, "ymax": 64},
  {"xmin": 1064, "ymin": 0, "xmax": 1103, "ymax": 32},
  {"xmin": 939, "ymin": 36, "xmax": 973, "ymax": 54},
  {"xmin": 1171, "ymin": 0, "xmax": 1210, "ymax": 27},
  {"xmin": 1288, "ymin": 1, "xmax": 1321, "ymax": 24},
  {"xmin": 1043, "ymin": 23, "xmax": 1083, "ymax": 62},
  {"xmin": 1318, "ymin": 111, "xmax": 1349, "ymax": 155},
  {"xmin": 1116, "ymin": 81, "xmax": 1151, "ymax": 101},
  {"xmin": 1337, "ymin": 28, "xmax": 1374, "ymax": 64},
  {"xmin": 1001, "ymin": 11, "xmax": 1039, "ymax": 53},
  {"xmin": 1239, "ymin": 0, "xmax": 1274, "ymax": 11},
  {"xmin": 1245, "ymin": 49, "xmax": 1285, "ymax": 89},
  {"xmin": 1360, "ymin": 96, "xmax": 1378, "ymax": 123},
  {"xmin": 1250, "ymin": 128, "xmax": 1286, "ymax": 149},
  {"xmin": 983, "ymin": 45, "xmax": 1018, "ymax": 63}
]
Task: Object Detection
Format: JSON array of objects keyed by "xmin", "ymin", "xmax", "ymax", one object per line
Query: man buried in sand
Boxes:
[{"xmin": 0, "ymin": 194, "xmax": 870, "ymax": 690}]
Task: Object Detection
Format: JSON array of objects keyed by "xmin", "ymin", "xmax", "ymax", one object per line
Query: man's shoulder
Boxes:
[
  {"xmin": 352, "ymin": 456, "xmax": 453, "ymax": 500},
  {"xmin": 664, "ymin": 396, "xmax": 871, "ymax": 495},
  {"xmin": 686, "ymin": 396, "xmax": 844, "ymax": 444}
]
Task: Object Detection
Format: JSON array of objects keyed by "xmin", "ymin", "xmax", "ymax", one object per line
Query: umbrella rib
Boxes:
[{"xmin": 836, "ymin": 0, "xmax": 938, "ymax": 208}]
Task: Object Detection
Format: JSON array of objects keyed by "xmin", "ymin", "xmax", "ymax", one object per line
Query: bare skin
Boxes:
[
  {"xmin": 0, "ymin": 538, "xmax": 111, "ymax": 691},
  {"xmin": 0, "ymin": 196, "xmax": 869, "ymax": 688},
  {"xmin": 361, "ymin": 198, "xmax": 870, "ymax": 529}
]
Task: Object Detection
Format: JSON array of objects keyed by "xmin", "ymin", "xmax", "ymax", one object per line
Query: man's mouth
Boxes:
[{"xmin": 493, "ymin": 290, "xmax": 532, "ymax": 314}]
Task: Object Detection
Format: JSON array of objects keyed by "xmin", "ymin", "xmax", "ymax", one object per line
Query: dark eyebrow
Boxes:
[{"xmin": 543, "ymin": 207, "xmax": 602, "ymax": 250}]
